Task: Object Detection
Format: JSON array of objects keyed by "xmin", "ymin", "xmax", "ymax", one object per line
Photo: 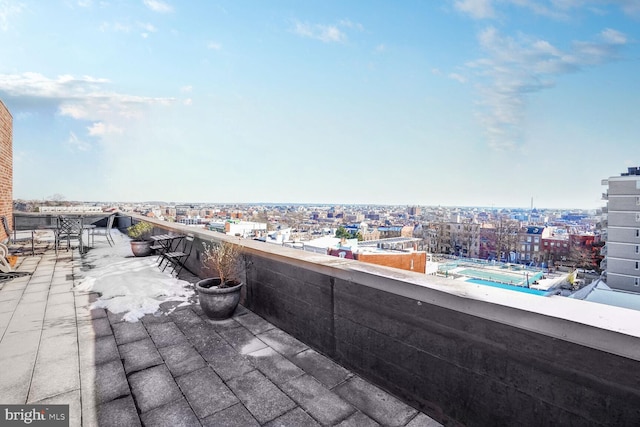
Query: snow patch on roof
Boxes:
[{"xmin": 75, "ymin": 230, "xmax": 194, "ymax": 322}]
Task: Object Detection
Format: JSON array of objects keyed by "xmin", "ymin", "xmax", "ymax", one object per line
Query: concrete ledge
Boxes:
[{"xmin": 125, "ymin": 213, "xmax": 640, "ymax": 425}]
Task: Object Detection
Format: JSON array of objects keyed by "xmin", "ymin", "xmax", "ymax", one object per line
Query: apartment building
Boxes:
[
  {"xmin": 518, "ymin": 226, "xmax": 544, "ymax": 263},
  {"xmin": 602, "ymin": 166, "xmax": 640, "ymax": 292}
]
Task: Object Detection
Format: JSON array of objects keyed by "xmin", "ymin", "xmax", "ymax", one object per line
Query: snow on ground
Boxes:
[{"xmin": 75, "ymin": 230, "xmax": 195, "ymax": 322}]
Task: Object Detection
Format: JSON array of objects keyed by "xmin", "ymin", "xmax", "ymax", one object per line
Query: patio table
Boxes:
[{"xmin": 150, "ymin": 234, "xmax": 186, "ymax": 263}]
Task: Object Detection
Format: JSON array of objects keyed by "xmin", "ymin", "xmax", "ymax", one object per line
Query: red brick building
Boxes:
[
  {"xmin": 356, "ymin": 251, "xmax": 427, "ymax": 274},
  {"xmin": 0, "ymin": 100, "xmax": 12, "ymax": 242}
]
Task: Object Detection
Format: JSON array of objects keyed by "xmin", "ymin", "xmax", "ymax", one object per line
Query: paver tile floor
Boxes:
[{"xmin": 0, "ymin": 243, "xmax": 442, "ymax": 427}]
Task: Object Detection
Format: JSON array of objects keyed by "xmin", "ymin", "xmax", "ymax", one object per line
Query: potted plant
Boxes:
[
  {"xmin": 127, "ymin": 221, "xmax": 154, "ymax": 257},
  {"xmin": 196, "ymin": 241, "xmax": 244, "ymax": 320}
]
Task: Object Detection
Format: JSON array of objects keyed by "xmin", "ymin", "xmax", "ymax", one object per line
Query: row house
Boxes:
[
  {"xmin": 426, "ymin": 222, "xmax": 480, "ymax": 258},
  {"xmin": 517, "ymin": 226, "xmax": 544, "ymax": 263}
]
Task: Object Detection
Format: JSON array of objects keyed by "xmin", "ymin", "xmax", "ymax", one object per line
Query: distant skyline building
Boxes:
[{"xmin": 601, "ymin": 167, "xmax": 640, "ymax": 292}]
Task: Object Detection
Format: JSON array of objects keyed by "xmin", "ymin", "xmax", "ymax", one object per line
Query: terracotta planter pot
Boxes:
[
  {"xmin": 196, "ymin": 278, "xmax": 243, "ymax": 320},
  {"xmin": 130, "ymin": 240, "xmax": 152, "ymax": 257}
]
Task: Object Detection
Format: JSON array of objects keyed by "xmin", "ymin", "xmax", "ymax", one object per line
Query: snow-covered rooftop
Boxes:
[{"xmin": 75, "ymin": 230, "xmax": 194, "ymax": 322}]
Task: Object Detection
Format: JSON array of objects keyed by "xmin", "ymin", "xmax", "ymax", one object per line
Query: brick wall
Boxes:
[
  {"xmin": 0, "ymin": 100, "xmax": 13, "ymax": 242},
  {"xmin": 356, "ymin": 251, "xmax": 427, "ymax": 273}
]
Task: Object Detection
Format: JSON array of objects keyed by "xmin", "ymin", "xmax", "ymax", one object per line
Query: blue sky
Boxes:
[{"xmin": 1, "ymin": 0, "xmax": 638, "ymax": 208}]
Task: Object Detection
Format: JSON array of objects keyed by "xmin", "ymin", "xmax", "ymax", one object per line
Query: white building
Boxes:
[
  {"xmin": 209, "ymin": 220, "xmax": 267, "ymax": 239},
  {"xmin": 38, "ymin": 205, "xmax": 103, "ymax": 213},
  {"xmin": 601, "ymin": 166, "xmax": 640, "ymax": 292}
]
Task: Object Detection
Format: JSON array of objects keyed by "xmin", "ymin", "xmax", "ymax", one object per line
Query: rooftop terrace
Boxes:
[
  {"xmin": 3, "ymin": 212, "xmax": 640, "ymax": 426},
  {"xmin": 0, "ymin": 228, "xmax": 440, "ymax": 426}
]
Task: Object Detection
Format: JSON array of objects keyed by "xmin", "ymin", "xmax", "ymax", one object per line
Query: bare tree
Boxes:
[
  {"xmin": 48, "ymin": 193, "xmax": 66, "ymax": 202},
  {"xmin": 494, "ymin": 218, "xmax": 520, "ymax": 261}
]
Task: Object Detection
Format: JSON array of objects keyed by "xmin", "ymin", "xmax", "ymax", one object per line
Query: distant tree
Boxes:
[
  {"xmin": 335, "ymin": 226, "xmax": 362, "ymax": 241},
  {"xmin": 494, "ymin": 218, "xmax": 520, "ymax": 262},
  {"xmin": 569, "ymin": 245, "xmax": 596, "ymax": 269},
  {"xmin": 460, "ymin": 223, "xmax": 479, "ymax": 258},
  {"xmin": 335, "ymin": 226, "xmax": 351, "ymax": 239}
]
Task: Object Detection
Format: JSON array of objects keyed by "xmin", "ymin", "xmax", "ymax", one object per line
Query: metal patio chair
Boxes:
[
  {"xmin": 1, "ymin": 215, "xmax": 36, "ymax": 256},
  {"xmin": 55, "ymin": 216, "xmax": 84, "ymax": 255},
  {"xmin": 91, "ymin": 213, "xmax": 116, "ymax": 247},
  {"xmin": 160, "ymin": 234, "xmax": 194, "ymax": 276}
]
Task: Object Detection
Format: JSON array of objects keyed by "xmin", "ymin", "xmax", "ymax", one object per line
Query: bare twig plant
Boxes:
[{"xmin": 201, "ymin": 241, "xmax": 241, "ymax": 288}]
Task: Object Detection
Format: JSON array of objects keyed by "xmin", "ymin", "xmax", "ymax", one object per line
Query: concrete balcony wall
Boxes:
[
  {"xmin": 13, "ymin": 212, "xmax": 114, "ymax": 230},
  {"xmin": 608, "ymin": 211, "xmax": 640, "ymax": 227},
  {"xmin": 606, "ymin": 242, "xmax": 640, "ymax": 259},
  {"xmin": 125, "ymin": 214, "xmax": 640, "ymax": 426},
  {"xmin": 607, "ymin": 227, "xmax": 640, "ymax": 244},
  {"xmin": 606, "ymin": 257, "xmax": 640, "ymax": 278},
  {"xmin": 608, "ymin": 196, "xmax": 640, "ymax": 211}
]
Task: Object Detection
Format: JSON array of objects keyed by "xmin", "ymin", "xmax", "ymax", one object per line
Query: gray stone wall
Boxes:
[
  {"xmin": 122, "ymin": 214, "xmax": 640, "ymax": 426},
  {"xmin": 243, "ymin": 254, "xmax": 640, "ymax": 426}
]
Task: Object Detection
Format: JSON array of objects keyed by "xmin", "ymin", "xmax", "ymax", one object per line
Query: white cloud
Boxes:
[
  {"xmin": 449, "ymin": 73, "xmax": 468, "ymax": 83},
  {"xmin": 0, "ymin": 72, "xmax": 174, "ymax": 137},
  {"xmin": 100, "ymin": 22, "xmax": 132, "ymax": 33},
  {"xmin": 138, "ymin": 22, "xmax": 158, "ymax": 39},
  {"xmin": 375, "ymin": 44, "xmax": 386, "ymax": 53},
  {"xmin": 453, "ymin": 0, "xmax": 640, "ymax": 19},
  {"xmin": 338, "ymin": 19, "xmax": 364, "ymax": 31},
  {"xmin": 468, "ymin": 27, "xmax": 628, "ymax": 149},
  {"xmin": 67, "ymin": 131, "xmax": 91, "ymax": 151},
  {"xmin": 0, "ymin": 0, "xmax": 24, "ymax": 32},
  {"xmin": 138, "ymin": 22, "xmax": 157, "ymax": 33},
  {"xmin": 207, "ymin": 41, "xmax": 222, "ymax": 50},
  {"xmin": 617, "ymin": 0, "xmax": 640, "ymax": 16},
  {"xmin": 88, "ymin": 122, "xmax": 123, "ymax": 136},
  {"xmin": 180, "ymin": 85, "xmax": 192, "ymax": 93},
  {"xmin": 143, "ymin": 0, "xmax": 172, "ymax": 13},
  {"xmin": 601, "ymin": 28, "xmax": 626, "ymax": 44},
  {"xmin": 294, "ymin": 22, "xmax": 346, "ymax": 43},
  {"xmin": 292, "ymin": 19, "xmax": 362, "ymax": 44},
  {"xmin": 454, "ymin": 0, "xmax": 495, "ymax": 19},
  {"xmin": 183, "ymin": 98, "xmax": 192, "ymax": 106}
]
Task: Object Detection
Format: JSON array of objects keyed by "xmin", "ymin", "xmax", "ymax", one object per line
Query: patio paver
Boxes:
[{"xmin": 0, "ymin": 237, "xmax": 442, "ymax": 427}]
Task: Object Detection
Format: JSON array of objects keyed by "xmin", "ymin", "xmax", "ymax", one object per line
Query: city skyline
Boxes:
[
  {"xmin": 16, "ymin": 197, "xmax": 599, "ymax": 212},
  {"xmin": 1, "ymin": 1, "xmax": 639, "ymax": 208}
]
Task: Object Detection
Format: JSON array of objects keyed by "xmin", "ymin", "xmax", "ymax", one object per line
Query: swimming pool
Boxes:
[
  {"xmin": 466, "ymin": 279, "xmax": 550, "ymax": 296},
  {"xmin": 456, "ymin": 268, "xmax": 543, "ymax": 286}
]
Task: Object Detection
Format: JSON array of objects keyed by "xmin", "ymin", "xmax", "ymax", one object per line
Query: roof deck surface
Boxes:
[{"xmin": 0, "ymin": 235, "xmax": 440, "ymax": 426}]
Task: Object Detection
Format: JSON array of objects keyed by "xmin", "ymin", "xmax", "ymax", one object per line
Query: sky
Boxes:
[{"xmin": 1, "ymin": 0, "xmax": 639, "ymax": 209}]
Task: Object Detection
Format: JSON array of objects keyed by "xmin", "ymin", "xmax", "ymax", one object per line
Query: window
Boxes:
[
  {"xmin": 637, "ymin": 245, "xmax": 640, "ymax": 254},
  {"xmin": 637, "ymin": 196, "xmax": 640, "ymax": 205},
  {"xmin": 534, "ymin": 237, "xmax": 539, "ymax": 243},
  {"xmin": 544, "ymin": 242, "xmax": 548, "ymax": 246},
  {"xmin": 636, "ymin": 213, "xmax": 640, "ymax": 222},
  {"xmin": 527, "ymin": 236, "xmax": 532, "ymax": 242},
  {"xmin": 534, "ymin": 245, "xmax": 539, "ymax": 252},
  {"xmin": 636, "ymin": 278, "xmax": 640, "ymax": 287},
  {"xmin": 636, "ymin": 261, "xmax": 639, "ymax": 270},
  {"xmin": 637, "ymin": 229, "xmax": 639, "ymax": 238},
  {"xmin": 551, "ymin": 242, "xmax": 555, "ymax": 247},
  {"xmin": 521, "ymin": 245, "xmax": 526, "ymax": 252}
]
